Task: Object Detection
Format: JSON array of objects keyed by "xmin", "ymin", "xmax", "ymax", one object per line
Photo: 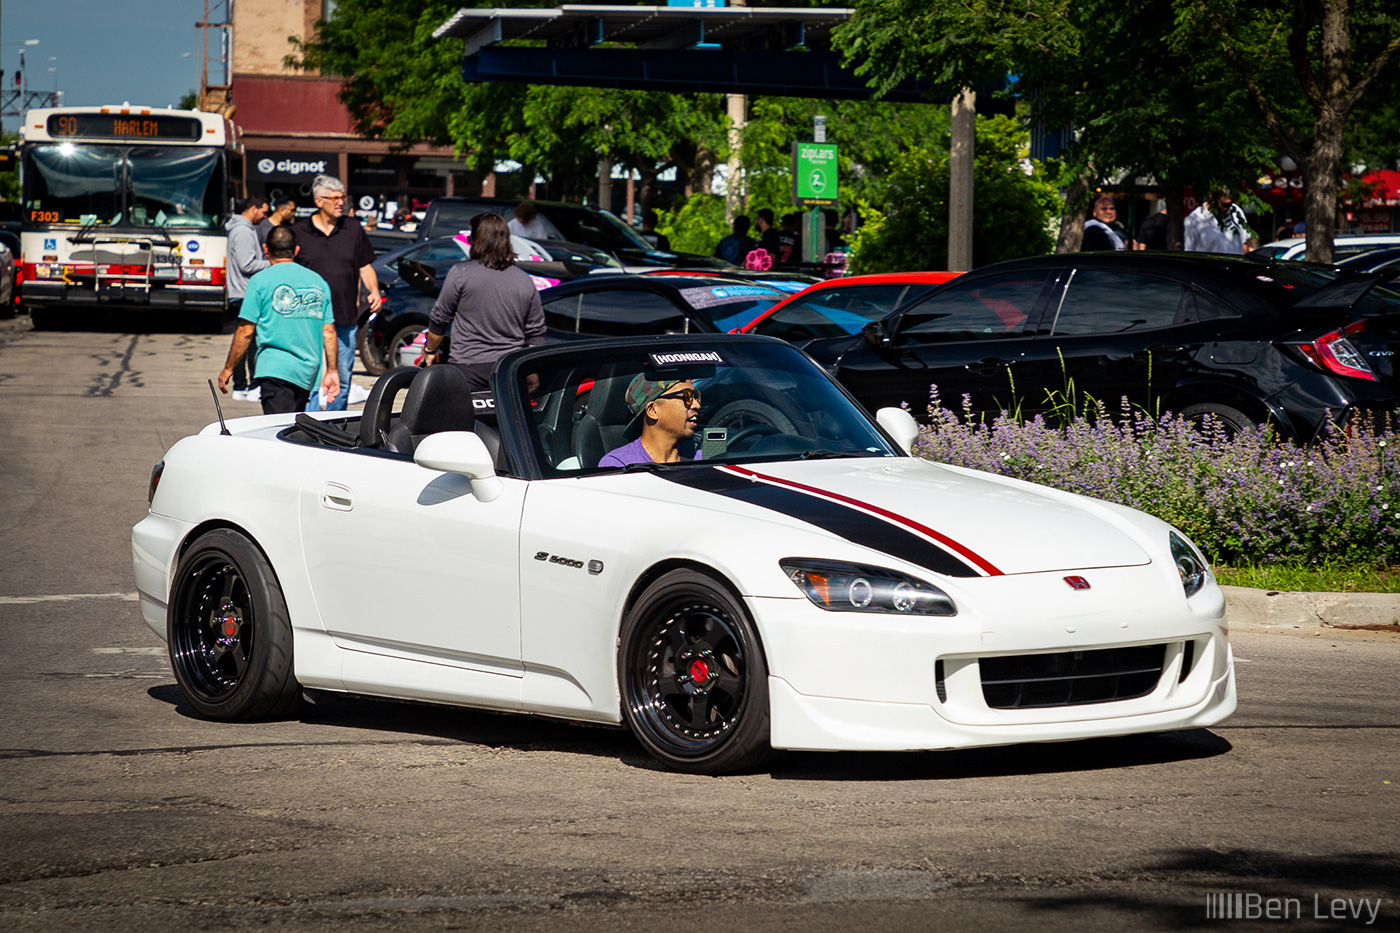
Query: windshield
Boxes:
[
  {"xmin": 23, "ymin": 144, "xmax": 123, "ymax": 226},
  {"xmin": 23, "ymin": 144, "xmax": 225, "ymax": 230},
  {"xmin": 517, "ymin": 340, "xmax": 900, "ymax": 477},
  {"xmin": 127, "ymin": 147, "xmax": 226, "ymax": 228},
  {"xmin": 543, "ymin": 208, "xmax": 655, "ymax": 253}
]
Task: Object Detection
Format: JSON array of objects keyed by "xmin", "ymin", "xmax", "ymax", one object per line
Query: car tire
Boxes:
[
  {"xmin": 167, "ymin": 529, "xmax": 300, "ymax": 721},
  {"xmin": 358, "ymin": 324, "xmax": 387, "ymax": 377},
  {"xmin": 706, "ymin": 398, "xmax": 797, "ymax": 437},
  {"xmin": 387, "ymin": 323, "xmax": 427, "ymax": 369},
  {"xmin": 1180, "ymin": 402, "xmax": 1255, "ymax": 436},
  {"xmin": 618, "ymin": 569, "xmax": 773, "ymax": 775},
  {"xmin": 28, "ymin": 308, "xmax": 55, "ymax": 331}
]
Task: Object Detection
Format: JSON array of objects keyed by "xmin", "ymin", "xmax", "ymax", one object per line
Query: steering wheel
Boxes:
[{"xmin": 726, "ymin": 423, "xmax": 783, "ymax": 451}]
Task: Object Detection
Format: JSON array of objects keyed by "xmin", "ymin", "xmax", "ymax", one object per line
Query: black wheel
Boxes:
[
  {"xmin": 167, "ymin": 529, "xmax": 300, "ymax": 721},
  {"xmin": 386, "ymin": 323, "xmax": 427, "ymax": 369},
  {"xmin": 619, "ymin": 569, "xmax": 772, "ymax": 774},
  {"xmin": 358, "ymin": 324, "xmax": 387, "ymax": 376},
  {"xmin": 28, "ymin": 307, "xmax": 55, "ymax": 331},
  {"xmin": 1181, "ymin": 402, "xmax": 1255, "ymax": 436},
  {"xmin": 707, "ymin": 398, "xmax": 797, "ymax": 436}
]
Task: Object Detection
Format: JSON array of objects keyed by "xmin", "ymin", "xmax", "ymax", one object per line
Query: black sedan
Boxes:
[
  {"xmin": 804, "ymin": 253, "xmax": 1400, "ymax": 440},
  {"xmin": 539, "ymin": 274, "xmax": 789, "ymax": 339},
  {"xmin": 364, "ymin": 267, "xmax": 788, "ymax": 372}
]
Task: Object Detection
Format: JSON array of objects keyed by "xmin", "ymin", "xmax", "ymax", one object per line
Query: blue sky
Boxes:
[{"xmin": 2, "ymin": 0, "xmax": 206, "ymax": 129}]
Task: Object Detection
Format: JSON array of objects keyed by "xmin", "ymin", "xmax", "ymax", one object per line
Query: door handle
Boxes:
[
  {"xmin": 966, "ymin": 357, "xmax": 1010, "ymax": 375},
  {"xmin": 321, "ymin": 483, "xmax": 353, "ymax": 511}
]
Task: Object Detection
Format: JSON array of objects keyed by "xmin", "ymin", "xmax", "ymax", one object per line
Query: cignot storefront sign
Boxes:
[{"xmin": 248, "ymin": 151, "xmax": 338, "ymax": 183}]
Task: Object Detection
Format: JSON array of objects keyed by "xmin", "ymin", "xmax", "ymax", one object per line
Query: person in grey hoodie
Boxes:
[{"xmin": 226, "ymin": 196, "xmax": 271, "ymax": 400}]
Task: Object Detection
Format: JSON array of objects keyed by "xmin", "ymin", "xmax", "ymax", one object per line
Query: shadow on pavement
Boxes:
[{"xmin": 147, "ymin": 685, "xmax": 1230, "ymax": 779}]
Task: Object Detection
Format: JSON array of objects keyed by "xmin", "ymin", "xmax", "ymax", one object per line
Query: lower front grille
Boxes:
[{"xmin": 980, "ymin": 644, "xmax": 1167, "ymax": 709}]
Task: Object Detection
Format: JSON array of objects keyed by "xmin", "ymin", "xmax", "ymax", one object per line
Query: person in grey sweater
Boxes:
[
  {"xmin": 423, "ymin": 213, "xmax": 544, "ymax": 392},
  {"xmin": 226, "ymin": 196, "xmax": 271, "ymax": 399}
]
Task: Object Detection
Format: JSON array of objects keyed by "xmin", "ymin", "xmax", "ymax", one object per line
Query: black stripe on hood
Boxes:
[{"xmin": 656, "ymin": 467, "xmax": 980, "ymax": 578}]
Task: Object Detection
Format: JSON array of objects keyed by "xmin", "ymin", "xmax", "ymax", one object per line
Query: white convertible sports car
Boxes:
[{"xmin": 133, "ymin": 335, "xmax": 1235, "ymax": 774}]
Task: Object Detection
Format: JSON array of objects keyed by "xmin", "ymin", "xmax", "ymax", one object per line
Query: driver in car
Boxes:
[{"xmin": 599, "ymin": 375, "xmax": 705, "ymax": 467}]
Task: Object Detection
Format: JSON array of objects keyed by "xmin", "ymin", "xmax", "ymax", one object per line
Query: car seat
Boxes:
[
  {"xmin": 387, "ymin": 365, "xmax": 476, "ymax": 455},
  {"xmin": 571, "ymin": 368, "xmax": 641, "ymax": 468},
  {"xmin": 357, "ymin": 366, "xmax": 420, "ymax": 449}
]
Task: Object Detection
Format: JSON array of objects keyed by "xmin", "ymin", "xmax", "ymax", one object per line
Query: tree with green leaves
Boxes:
[
  {"xmin": 1175, "ymin": 1, "xmax": 1400, "ymax": 261},
  {"xmin": 844, "ymin": 114, "xmax": 1059, "ymax": 273},
  {"xmin": 290, "ymin": 0, "xmax": 730, "ymax": 211},
  {"xmin": 838, "ymin": 0, "xmax": 1279, "ymax": 253}
]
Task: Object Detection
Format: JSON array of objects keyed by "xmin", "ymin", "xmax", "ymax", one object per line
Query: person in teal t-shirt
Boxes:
[{"xmin": 217, "ymin": 226, "xmax": 338, "ymax": 415}]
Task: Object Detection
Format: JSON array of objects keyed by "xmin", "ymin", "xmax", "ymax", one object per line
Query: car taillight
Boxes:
[{"xmin": 1296, "ymin": 321, "xmax": 1377, "ymax": 382}]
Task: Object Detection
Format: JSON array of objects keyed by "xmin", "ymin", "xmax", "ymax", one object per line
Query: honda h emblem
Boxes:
[{"xmin": 1064, "ymin": 576, "xmax": 1091, "ymax": 590}]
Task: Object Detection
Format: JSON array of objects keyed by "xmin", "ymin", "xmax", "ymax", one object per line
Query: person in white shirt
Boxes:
[
  {"xmin": 507, "ymin": 201, "xmax": 552, "ymax": 240},
  {"xmin": 1185, "ymin": 189, "xmax": 1252, "ymax": 254}
]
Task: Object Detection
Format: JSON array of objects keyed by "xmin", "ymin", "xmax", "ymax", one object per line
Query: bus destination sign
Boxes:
[{"xmin": 47, "ymin": 113, "xmax": 202, "ymax": 142}]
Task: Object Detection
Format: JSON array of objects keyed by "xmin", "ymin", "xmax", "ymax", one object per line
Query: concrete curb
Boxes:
[{"xmin": 1221, "ymin": 585, "xmax": 1400, "ymax": 629}]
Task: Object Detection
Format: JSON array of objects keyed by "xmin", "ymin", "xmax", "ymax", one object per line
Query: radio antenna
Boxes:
[{"xmin": 207, "ymin": 379, "xmax": 231, "ymax": 435}]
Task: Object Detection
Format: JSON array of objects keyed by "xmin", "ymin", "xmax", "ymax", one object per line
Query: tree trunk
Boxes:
[
  {"xmin": 1302, "ymin": 117, "xmax": 1346, "ymax": 264},
  {"xmin": 1056, "ymin": 173, "xmax": 1088, "ymax": 253}
]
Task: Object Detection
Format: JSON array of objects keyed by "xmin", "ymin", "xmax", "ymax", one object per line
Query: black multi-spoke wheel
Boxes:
[
  {"xmin": 167, "ymin": 529, "xmax": 299, "ymax": 721},
  {"xmin": 620, "ymin": 570, "xmax": 771, "ymax": 774}
]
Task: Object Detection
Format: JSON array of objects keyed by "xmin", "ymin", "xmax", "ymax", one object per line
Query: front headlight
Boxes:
[
  {"xmin": 780, "ymin": 558, "xmax": 957, "ymax": 616},
  {"xmin": 1169, "ymin": 531, "xmax": 1208, "ymax": 598}
]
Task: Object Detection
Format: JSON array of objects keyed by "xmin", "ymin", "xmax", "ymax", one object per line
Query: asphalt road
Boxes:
[{"xmin": 1, "ymin": 314, "xmax": 1397, "ymax": 933}]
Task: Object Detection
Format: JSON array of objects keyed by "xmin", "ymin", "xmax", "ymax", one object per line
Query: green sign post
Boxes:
[{"xmin": 791, "ymin": 141, "xmax": 838, "ymax": 208}]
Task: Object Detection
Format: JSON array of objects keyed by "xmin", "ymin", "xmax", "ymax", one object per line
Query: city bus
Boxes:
[{"xmin": 14, "ymin": 104, "xmax": 240, "ymax": 329}]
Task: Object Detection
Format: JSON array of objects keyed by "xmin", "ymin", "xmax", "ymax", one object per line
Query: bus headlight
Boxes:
[{"xmin": 182, "ymin": 266, "xmax": 214, "ymax": 282}]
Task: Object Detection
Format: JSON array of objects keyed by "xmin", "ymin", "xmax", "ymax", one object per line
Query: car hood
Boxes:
[{"xmin": 636, "ymin": 457, "xmax": 1153, "ymax": 577}]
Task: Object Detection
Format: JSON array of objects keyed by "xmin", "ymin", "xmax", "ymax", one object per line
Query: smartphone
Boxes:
[{"xmin": 702, "ymin": 427, "xmax": 728, "ymax": 459}]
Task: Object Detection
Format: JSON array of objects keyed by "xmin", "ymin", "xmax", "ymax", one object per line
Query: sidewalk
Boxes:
[{"xmin": 1222, "ymin": 584, "xmax": 1400, "ymax": 631}]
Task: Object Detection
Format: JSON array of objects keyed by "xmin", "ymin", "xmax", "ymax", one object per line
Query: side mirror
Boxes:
[
  {"xmin": 414, "ymin": 431, "xmax": 503, "ymax": 502},
  {"xmin": 862, "ymin": 319, "xmax": 892, "ymax": 349},
  {"xmin": 876, "ymin": 407, "xmax": 920, "ymax": 454},
  {"xmin": 399, "ymin": 259, "xmax": 439, "ymax": 297}
]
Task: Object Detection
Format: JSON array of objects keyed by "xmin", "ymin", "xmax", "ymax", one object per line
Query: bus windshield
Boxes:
[
  {"xmin": 128, "ymin": 147, "xmax": 225, "ymax": 228},
  {"xmin": 23, "ymin": 144, "xmax": 226, "ymax": 230},
  {"xmin": 24, "ymin": 144, "xmax": 124, "ymax": 226}
]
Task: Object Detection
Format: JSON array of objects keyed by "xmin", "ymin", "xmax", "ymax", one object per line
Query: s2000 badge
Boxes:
[{"xmin": 1064, "ymin": 576, "xmax": 1091, "ymax": 590}]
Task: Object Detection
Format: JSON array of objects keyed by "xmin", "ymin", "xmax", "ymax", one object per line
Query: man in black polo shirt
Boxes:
[{"xmin": 292, "ymin": 174, "xmax": 380, "ymax": 410}]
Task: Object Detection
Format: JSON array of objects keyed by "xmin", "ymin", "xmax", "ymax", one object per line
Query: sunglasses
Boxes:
[{"xmin": 656, "ymin": 388, "xmax": 702, "ymax": 407}]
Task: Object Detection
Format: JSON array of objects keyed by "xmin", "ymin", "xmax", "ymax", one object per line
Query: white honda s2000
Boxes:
[{"xmin": 133, "ymin": 335, "xmax": 1235, "ymax": 774}]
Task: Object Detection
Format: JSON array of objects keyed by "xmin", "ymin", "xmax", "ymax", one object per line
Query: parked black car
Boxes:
[
  {"xmin": 416, "ymin": 196, "xmax": 734, "ymax": 271},
  {"xmin": 804, "ymin": 253, "xmax": 1400, "ymax": 440},
  {"xmin": 367, "ymin": 271, "xmax": 791, "ymax": 372}
]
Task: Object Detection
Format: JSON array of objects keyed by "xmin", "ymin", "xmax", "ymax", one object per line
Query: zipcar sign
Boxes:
[{"xmin": 249, "ymin": 151, "xmax": 336, "ymax": 182}]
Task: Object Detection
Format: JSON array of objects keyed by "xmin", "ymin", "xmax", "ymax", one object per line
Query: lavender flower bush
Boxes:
[{"xmin": 912, "ymin": 388, "xmax": 1398, "ymax": 567}]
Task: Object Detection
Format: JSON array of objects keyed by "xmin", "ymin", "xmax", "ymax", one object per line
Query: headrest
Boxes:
[
  {"xmin": 358, "ymin": 366, "xmax": 420, "ymax": 448},
  {"xmin": 399, "ymin": 364, "xmax": 476, "ymax": 436}
]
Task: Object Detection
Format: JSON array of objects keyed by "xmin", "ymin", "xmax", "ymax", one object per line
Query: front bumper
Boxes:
[
  {"xmin": 751, "ymin": 564, "xmax": 1235, "ymax": 752},
  {"xmin": 24, "ymin": 281, "xmax": 225, "ymax": 310}
]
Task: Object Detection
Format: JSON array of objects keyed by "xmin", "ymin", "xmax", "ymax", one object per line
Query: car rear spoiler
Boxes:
[{"xmin": 1291, "ymin": 271, "xmax": 1391, "ymax": 312}]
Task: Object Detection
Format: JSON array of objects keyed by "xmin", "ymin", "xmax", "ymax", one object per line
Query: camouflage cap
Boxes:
[{"xmin": 624, "ymin": 374, "xmax": 681, "ymax": 415}]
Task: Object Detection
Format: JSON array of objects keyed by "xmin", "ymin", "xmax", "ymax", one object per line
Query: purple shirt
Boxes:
[{"xmin": 599, "ymin": 438, "xmax": 703, "ymax": 468}]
